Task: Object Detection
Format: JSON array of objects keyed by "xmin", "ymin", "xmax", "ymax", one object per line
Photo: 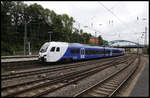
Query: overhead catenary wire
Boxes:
[{"xmin": 97, "ymin": 2, "xmax": 138, "ymax": 34}]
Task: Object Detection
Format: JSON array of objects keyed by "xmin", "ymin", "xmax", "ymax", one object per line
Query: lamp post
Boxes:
[
  {"xmin": 24, "ymin": 20, "xmax": 27, "ymax": 55},
  {"xmin": 144, "ymin": 26, "xmax": 147, "ymax": 48},
  {"xmin": 84, "ymin": 22, "xmax": 103, "ymax": 46},
  {"xmin": 24, "ymin": 18, "xmax": 32, "ymax": 55},
  {"xmin": 136, "ymin": 17, "xmax": 147, "ymax": 54},
  {"xmin": 136, "ymin": 37, "xmax": 140, "ymax": 55},
  {"xmin": 96, "ymin": 24, "xmax": 103, "ymax": 46},
  {"xmin": 91, "ymin": 16, "xmax": 96, "ymax": 45},
  {"xmin": 95, "ymin": 32, "xmax": 97, "ymax": 45},
  {"xmin": 141, "ymin": 18, "xmax": 147, "ymax": 54},
  {"xmin": 48, "ymin": 31, "xmax": 53, "ymax": 42},
  {"xmin": 78, "ymin": 23, "xmax": 80, "ymax": 43},
  {"xmin": 23, "ymin": 5, "xmax": 31, "ymax": 55},
  {"xmin": 142, "ymin": 26, "xmax": 147, "ymax": 54}
]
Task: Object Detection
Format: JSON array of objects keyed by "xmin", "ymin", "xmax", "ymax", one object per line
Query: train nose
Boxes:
[
  {"xmin": 39, "ymin": 56, "xmax": 46, "ymax": 62},
  {"xmin": 39, "ymin": 53, "xmax": 47, "ymax": 62},
  {"xmin": 39, "ymin": 57, "xmax": 46, "ymax": 62}
]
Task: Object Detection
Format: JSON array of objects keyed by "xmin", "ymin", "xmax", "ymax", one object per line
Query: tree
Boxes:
[
  {"xmin": 98, "ymin": 35, "xmax": 108, "ymax": 46},
  {"xmin": 98, "ymin": 35, "xmax": 103, "ymax": 45},
  {"xmin": 1, "ymin": 1, "xmax": 24, "ymax": 54},
  {"xmin": 81, "ymin": 32, "xmax": 91, "ymax": 44},
  {"xmin": 1, "ymin": 1, "xmax": 96, "ymax": 55},
  {"xmin": 102, "ymin": 40, "xmax": 108, "ymax": 46},
  {"xmin": 61, "ymin": 14, "xmax": 75, "ymax": 42},
  {"xmin": 71, "ymin": 28, "xmax": 80, "ymax": 43}
]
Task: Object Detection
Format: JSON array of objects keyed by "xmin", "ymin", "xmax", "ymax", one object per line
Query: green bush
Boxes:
[{"xmin": 1, "ymin": 41, "xmax": 13, "ymax": 55}]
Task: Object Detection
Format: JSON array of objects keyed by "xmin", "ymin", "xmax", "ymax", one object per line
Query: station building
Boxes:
[{"xmin": 89, "ymin": 37, "xmax": 99, "ymax": 44}]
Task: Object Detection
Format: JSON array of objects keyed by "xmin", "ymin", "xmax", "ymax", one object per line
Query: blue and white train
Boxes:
[{"xmin": 39, "ymin": 41, "xmax": 125, "ymax": 62}]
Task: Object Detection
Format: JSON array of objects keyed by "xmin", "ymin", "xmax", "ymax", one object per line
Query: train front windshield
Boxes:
[{"xmin": 40, "ymin": 43, "xmax": 49, "ymax": 53}]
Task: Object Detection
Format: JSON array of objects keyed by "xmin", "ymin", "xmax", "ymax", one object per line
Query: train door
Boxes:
[
  {"xmin": 110, "ymin": 50, "xmax": 112, "ymax": 56},
  {"xmin": 47, "ymin": 46, "xmax": 55, "ymax": 61},
  {"xmin": 47, "ymin": 46, "xmax": 60, "ymax": 62},
  {"xmin": 80, "ymin": 48, "xmax": 85, "ymax": 59}
]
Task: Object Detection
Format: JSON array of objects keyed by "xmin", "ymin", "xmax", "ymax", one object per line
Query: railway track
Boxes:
[
  {"xmin": 74, "ymin": 55, "xmax": 140, "ymax": 97},
  {"xmin": 1, "ymin": 55, "xmax": 135, "ymax": 97},
  {"xmin": 2, "ymin": 55, "xmax": 129, "ymax": 80},
  {"xmin": 1, "ymin": 55, "xmax": 38, "ymax": 59}
]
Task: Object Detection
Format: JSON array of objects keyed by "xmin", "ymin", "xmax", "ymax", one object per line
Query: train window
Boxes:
[
  {"xmin": 50, "ymin": 47, "xmax": 55, "ymax": 52},
  {"xmin": 105, "ymin": 50, "xmax": 110, "ymax": 54},
  {"xmin": 56, "ymin": 47, "xmax": 60, "ymax": 52},
  {"xmin": 40, "ymin": 43, "xmax": 49, "ymax": 53},
  {"xmin": 112, "ymin": 50, "xmax": 116, "ymax": 53},
  {"xmin": 112, "ymin": 50, "xmax": 121, "ymax": 53},
  {"xmin": 85, "ymin": 49, "xmax": 104, "ymax": 55},
  {"xmin": 70, "ymin": 49, "xmax": 80, "ymax": 54},
  {"xmin": 98, "ymin": 50, "xmax": 104, "ymax": 54}
]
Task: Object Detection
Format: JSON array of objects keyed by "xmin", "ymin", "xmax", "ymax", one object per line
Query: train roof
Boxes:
[
  {"xmin": 46, "ymin": 41, "xmax": 124, "ymax": 50},
  {"xmin": 46, "ymin": 41, "xmax": 69, "ymax": 46},
  {"xmin": 45, "ymin": 41, "xmax": 103, "ymax": 48},
  {"xmin": 107, "ymin": 47, "xmax": 124, "ymax": 50},
  {"xmin": 68, "ymin": 43, "xmax": 104, "ymax": 49}
]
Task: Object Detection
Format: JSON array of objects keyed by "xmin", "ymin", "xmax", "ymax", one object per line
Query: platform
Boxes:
[
  {"xmin": 129, "ymin": 59, "xmax": 149, "ymax": 97},
  {"xmin": 1, "ymin": 57, "xmax": 38, "ymax": 63},
  {"xmin": 1, "ymin": 55, "xmax": 38, "ymax": 59}
]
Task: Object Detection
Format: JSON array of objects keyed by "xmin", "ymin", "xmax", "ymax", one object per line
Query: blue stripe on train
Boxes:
[{"xmin": 56, "ymin": 47, "xmax": 123, "ymax": 62}]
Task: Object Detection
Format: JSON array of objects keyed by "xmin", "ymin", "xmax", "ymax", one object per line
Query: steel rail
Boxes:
[
  {"xmin": 73, "ymin": 56, "xmax": 138, "ymax": 97},
  {"xmin": 2, "ymin": 58, "xmax": 123, "ymax": 91},
  {"xmin": 2, "ymin": 55, "xmax": 129, "ymax": 80},
  {"xmin": 32, "ymin": 56, "xmax": 136, "ymax": 97},
  {"xmin": 1, "ymin": 55, "xmax": 38, "ymax": 59},
  {"xmin": 2, "ymin": 56, "xmax": 132, "ymax": 97},
  {"xmin": 109, "ymin": 55, "xmax": 141, "ymax": 96}
]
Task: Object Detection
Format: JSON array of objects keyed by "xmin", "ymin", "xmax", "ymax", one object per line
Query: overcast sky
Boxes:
[{"xmin": 25, "ymin": 1, "xmax": 149, "ymax": 45}]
